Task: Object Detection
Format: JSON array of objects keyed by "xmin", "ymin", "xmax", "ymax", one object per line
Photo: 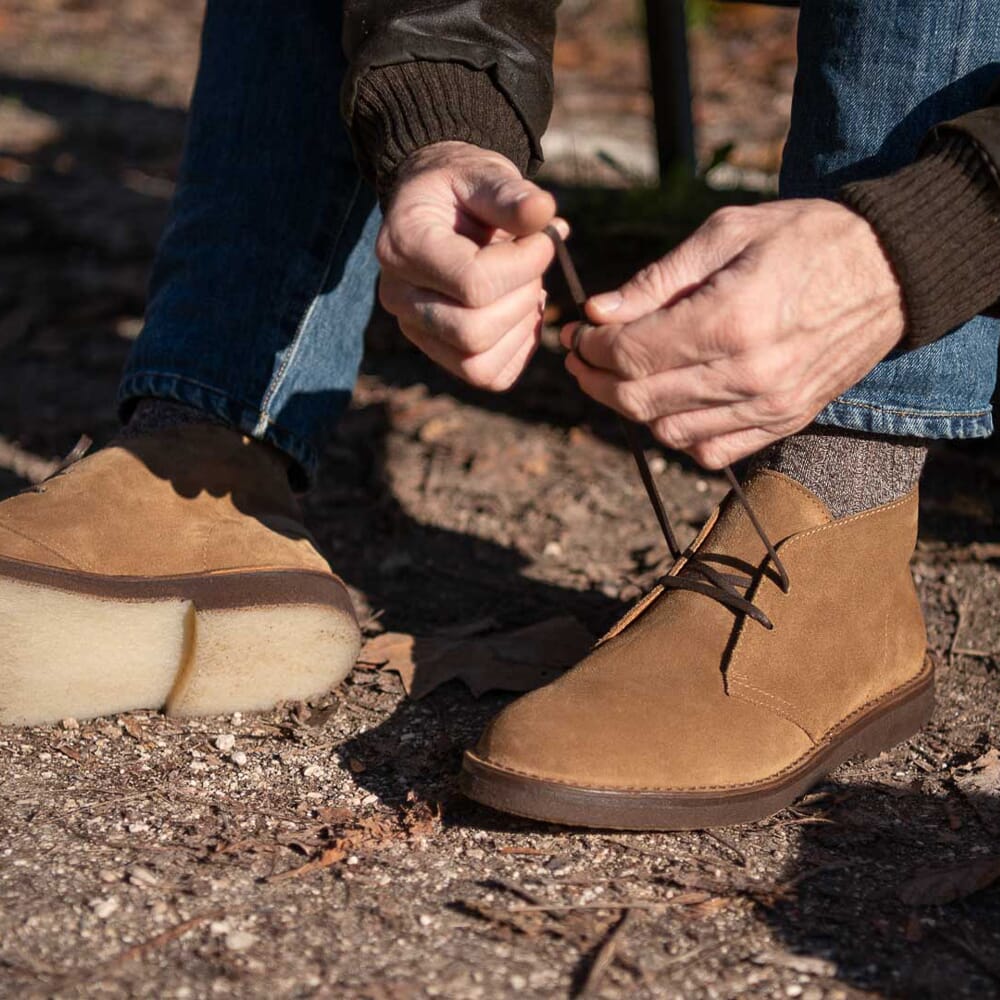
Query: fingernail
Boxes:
[{"xmin": 591, "ymin": 291, "xmax": 623, "ymax": 313}]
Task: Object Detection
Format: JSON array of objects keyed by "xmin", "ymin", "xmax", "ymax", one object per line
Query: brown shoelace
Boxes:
[{"xmin": 545, "ymin": 226, "xmax": 789, "ymax": 630}]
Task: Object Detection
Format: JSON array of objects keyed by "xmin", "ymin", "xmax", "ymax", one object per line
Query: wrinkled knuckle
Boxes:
[
  {"xmin": 456, "ymin": 354, "xmax": 496, "ymax": 389},
  {"xmin": 608, "ymin": 332, "xmax": 650, "ymax": 379},
  {"xmin": 613, "ymin": 380, "xmax": 653, "ymax": 423},
  {"xmin": 652, "ymin": 416, "xmax": 690, "ymax": 451},
  {"xmin": 629, "ymin": 262, "xmax": 664, "ymax": 300},
  {"xmin": 710, "ymin": 205, "xmax": 747, "ymax": 235},
  {"xmin": 691, "ymin": 440, "xmax": 727, "ymax": 470},
  {"xmin": 453, "ymin": 266, "xmax": 495, "ymax": 309},
  {"xmin": 374, "ymin": 229, "xmax": 399, "ymax": 270},
  {"xmin": 736, "ymin": 356, "xmax": 773, "ymax": 397},
  {"xmin": 451, "ymin": 318, "xmax": 494, "ymax": 355}
]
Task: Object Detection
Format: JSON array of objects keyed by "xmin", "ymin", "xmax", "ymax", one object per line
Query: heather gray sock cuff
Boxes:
[
  {"xmin": 119, "ymin": 399, "xmax": 228, "ymax": 439},
  {"xmin": 749, "ymin": 426, "xmax": 927, "ymax": 519}
]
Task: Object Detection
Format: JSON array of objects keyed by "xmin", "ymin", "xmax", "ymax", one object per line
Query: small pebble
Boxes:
[
  {"xmin": 648, "ymin": 455, "xmax": 667, "ymax": 475},
  {"xmin": 214, "ymin": 734, "xmax": 236, "ymax": 752},
  {"xmin": 127, "ymin": 865, "xmax": 159, "ymax": 888},
  {"xmin": 303, "ymin": 764, "xmax": 323, "ymax": 778},
  {"xmin": 225, "ymin": 930, "xmax": 257, "ymax": 952},
  {"xmin": 230, "ymin": 751, "xmax": 248, "ymax": 767},
  {"xmin": 60, "ymin": 717, "xmax": 79, "ymax": 730},
  {"xmin": 90, "ymin": 897, "xmax": 119, "ymax": 919}
]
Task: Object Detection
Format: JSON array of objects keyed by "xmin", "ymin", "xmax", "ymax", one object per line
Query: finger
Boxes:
[
  {"xmin": 456, "ymin": 165, "xmax": 558, "ymax": 236},
  {"xmin": 400, "ymin": 301, "xmax": 543, "ymax": 390},
  {"xmin": 685, "ymin": 427, "xmax": 786, "ymax": 471},
  {"xmin": 385, "ymin": 222, "xmax": 566, "ymax": 308},
  {"xmin": 585, "ymin": 208, "xmax": 752, "ymax": 325},
  {"xmin": 567, "ymin": 294, "xmax": 731, "ymax": 380},
  {"xmin": 564, "ymin": 354, "xmax": 744, "ymax": 424},
  {"xmin": 489, "ymin": 317, "xmax": 543, "ymax": 391},
  {"xmin": 649, "ymin": 402, "xmax": 811, "ymax": 456},
  {"xmin": 381, "ymin": 275, "xmax": 544, "ymax": 355}
]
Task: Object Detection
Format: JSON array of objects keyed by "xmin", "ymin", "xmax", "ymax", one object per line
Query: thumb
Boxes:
[
  {"xmin": 459, "ymin": 161, "xmax": 557, "ymax": 237},
  {"xmin": 585, "ymin": 212, "xmax": 749, "ymax": 324}
]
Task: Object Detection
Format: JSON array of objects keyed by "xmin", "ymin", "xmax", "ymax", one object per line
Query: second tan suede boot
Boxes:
[
  {"xmin": 460, "ymin": 471, "xmax": 932, "ymax": 830},
  {"xmin": 0, "ymin": 425, "xmax": 360, "ymax": 725}
]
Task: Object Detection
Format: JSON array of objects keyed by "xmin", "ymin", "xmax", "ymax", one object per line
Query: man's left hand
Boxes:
[{"xmin": 562, "ymin": 199, "xmax": 906, "ymax": 468}]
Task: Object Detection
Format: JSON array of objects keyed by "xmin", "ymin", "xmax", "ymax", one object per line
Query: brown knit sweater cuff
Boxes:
[
  {"xmin": 841, "ymin": 136, "xmax": 1000, "ymax": 350},
  {"xmin": 352, "ymin": 61, "xmax": 533, "ymax": 200}
]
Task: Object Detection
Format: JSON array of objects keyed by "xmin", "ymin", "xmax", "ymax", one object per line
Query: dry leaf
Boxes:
[
  {"xmin": 359, "ymin": 616, "xmax": 593, "ymax": 700},
  {"xmin": 898, "ymin": 856, "xmax": 1000, "ymax": 906}
]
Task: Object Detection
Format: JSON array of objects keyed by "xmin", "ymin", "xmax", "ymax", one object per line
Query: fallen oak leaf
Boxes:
[
  {"xmin": 268, "ymin": 845, "xmax": 349, "ymax": 883},
  {"xmin": 898, "ymin": 856, "xmax": 1000, "ymax": 906},
  {"xmin": 360, "ymin": 616, "xmax": 593, "ymax": 700}
]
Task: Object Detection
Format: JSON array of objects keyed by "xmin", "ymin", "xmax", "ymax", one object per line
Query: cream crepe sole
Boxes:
[{"xmin": 0, "ymin": 571, "xmax": 360, "ymax": 725}]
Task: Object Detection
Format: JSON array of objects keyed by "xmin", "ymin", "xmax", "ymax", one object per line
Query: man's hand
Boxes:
[
  {"xmin": 377, "ymin": 141, "xmax": 567, "ymax": 391},
  {"xmin": 562, "ymin": 200, "xmax": 906, "ymax": 468}
]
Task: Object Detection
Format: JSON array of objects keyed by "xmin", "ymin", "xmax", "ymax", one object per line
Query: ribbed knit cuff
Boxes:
[
  {"xmin": 841, "ymin": 136, "xmax": 1000, "ymax": 350},
  {"xmin": 353, "ymin": 61, "xmax": 533, "ymax": 199}
]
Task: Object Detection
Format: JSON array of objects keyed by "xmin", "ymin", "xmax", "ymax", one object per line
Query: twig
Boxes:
[
  {"xmin": 508, "ymin": 901, "xmax": 671, "ymax": 914},
  {"xmin": 578, "ymin": 909, "xmax": 636, "ymax": 997},
  {"xmin": 702, "ymin": 830, "xmax": 748, "ymax": 868},
  {"xmin": 51, "ymin": 910, "xmax": 226, "ymax": 988},
  {"xmin": 949, "ymin": 598, "xmax": 968, "ymax": 666},
  {"xmin": 952, "ymin": 647, "xmax": 995, "ymax": 660}
]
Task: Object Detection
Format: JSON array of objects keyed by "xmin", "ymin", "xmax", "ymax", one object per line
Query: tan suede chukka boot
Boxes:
[
  {"xmin": 461, "ymin": 471, "xmax": 932, "ymax": 829},
  {"xmin": 0, "ymin": 425, "xmax": 360, "ymax": 725}
]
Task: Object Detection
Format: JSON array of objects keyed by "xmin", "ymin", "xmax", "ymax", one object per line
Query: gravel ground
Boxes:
[{"xmin": 1, "ymin": 3, "xmax": 998, "ymax": 998}]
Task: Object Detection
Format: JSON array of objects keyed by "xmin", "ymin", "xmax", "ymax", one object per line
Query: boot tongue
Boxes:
[{"xmin": 694, "ymin": 469, "xmax": 832, "ymax": 569}]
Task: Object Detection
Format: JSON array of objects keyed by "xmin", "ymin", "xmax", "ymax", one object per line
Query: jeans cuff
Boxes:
[
  {"xmin": 117, "ymin": 372, "xmax": 317, "ymax": 489},
  {"xmin": 815, "ymin": 397, "xmax": 994, "ymax": 439}
]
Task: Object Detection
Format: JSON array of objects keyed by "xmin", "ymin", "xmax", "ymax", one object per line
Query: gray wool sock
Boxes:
[
  {"xmin": 750, "ymin": 426, "xmax": 927, "ymax": 519},
  {"xmin": 119, "ymin": 399, "xmax": 229, "ymax": 439}
]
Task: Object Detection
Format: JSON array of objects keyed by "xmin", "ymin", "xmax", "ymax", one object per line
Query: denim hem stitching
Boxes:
[
  {"xmin": 828, "ymin": 398, "xmax": 992, "ymax": 420},
  {"xmin": 117, "ymin": 371, "xmax": 318, "ymax": 479}
]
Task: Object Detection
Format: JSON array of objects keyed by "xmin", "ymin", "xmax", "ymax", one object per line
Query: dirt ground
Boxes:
[{"xmin": 1, "ymin": 2, "xmax": 999, "ymax": 998}]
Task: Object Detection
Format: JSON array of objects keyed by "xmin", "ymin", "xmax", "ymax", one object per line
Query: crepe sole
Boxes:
[
  {"xmin": 460, "ymin": 662, "xmax": 934, "ymax": 831},
  {"xmin": 0, "ymin": 557, "xmax": 360, "ymax": 725}
]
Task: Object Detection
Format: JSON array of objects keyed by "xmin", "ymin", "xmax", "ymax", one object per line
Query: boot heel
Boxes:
[{"xmin": 851, "ymin": 665, "xmax": 935, "ymax": 762}]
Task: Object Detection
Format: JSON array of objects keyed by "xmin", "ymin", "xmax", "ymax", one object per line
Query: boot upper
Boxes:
[
  {"xmin": 473, "ymin": 471, "xmax": 927, "ymax": 792},
  {"xmin": 0, "ymin": 426, "xmax": 332, "ymax": 579}
]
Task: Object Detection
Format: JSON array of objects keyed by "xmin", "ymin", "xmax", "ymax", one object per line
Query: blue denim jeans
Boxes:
[
  {"xmin": 782, "ymin": 0, "xmax": 999, "ymax": 439},
  {"xmin": 122, "ymin": 0, "xmax": 997, "ymax": 485},
  {"xmin": 119, "ymin": 0, "xmax": 380, "ymax": 485}
]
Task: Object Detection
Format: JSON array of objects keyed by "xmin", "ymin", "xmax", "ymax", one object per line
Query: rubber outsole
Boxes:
[
  {"xmin": 0, "ymin": 559, "xmax": 360, "ymax": 726},
  {"xmin": 459, "ymin": 662, "xmax": 934, "ymax": 831}
]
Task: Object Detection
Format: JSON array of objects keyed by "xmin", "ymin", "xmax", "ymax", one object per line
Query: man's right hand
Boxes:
[{"xmin": 376, "ymin": 141, "xmax": 567, "ymax": 391}]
